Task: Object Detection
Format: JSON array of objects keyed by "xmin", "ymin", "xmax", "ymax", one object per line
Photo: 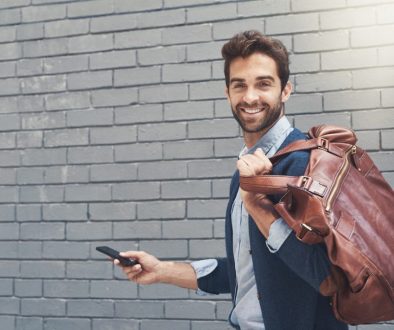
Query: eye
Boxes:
[
  {"xmin": 232, "ymin": 83, "xmax": 246, "ymax": 90},
  {"xmin": 257, "ymin": 81, "xmax": 271, "ymax": 88}
]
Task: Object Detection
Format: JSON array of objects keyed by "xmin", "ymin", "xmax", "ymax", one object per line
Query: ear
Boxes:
[{"xmin": 281, "ymin": 81, "xmax": 292, "ymax": 103}]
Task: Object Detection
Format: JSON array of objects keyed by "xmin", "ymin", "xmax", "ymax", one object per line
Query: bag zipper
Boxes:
[{"xmin": 325, "ymin": 146, "xmax": 357, "ymax": 212}]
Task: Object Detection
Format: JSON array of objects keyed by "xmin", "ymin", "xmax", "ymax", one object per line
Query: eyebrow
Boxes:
[{"xmin": 229, "ymin": 75, "xmax": 275, "ymax": 85}]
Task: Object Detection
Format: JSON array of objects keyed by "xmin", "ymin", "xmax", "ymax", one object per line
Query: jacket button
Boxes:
[{"xmin": 249, "ymin": 249, "xmax": 252, "ymax": 255}]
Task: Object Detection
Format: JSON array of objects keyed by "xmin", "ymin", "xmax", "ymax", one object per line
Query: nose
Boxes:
[{"xmin": 242, "ymin": 87, "xmax": 259, "ymax": 104}]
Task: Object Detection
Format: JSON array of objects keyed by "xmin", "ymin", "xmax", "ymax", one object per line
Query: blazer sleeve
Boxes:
[
  {"xmin": 271, "ymin": 150, "xmax": 332, "ymax": 292},
  {"xmin": 197, "ymin": 258, "xmax": 231, "ymax": 294}
]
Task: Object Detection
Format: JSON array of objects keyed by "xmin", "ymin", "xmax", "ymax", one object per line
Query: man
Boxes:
[{"xmin": 115, "ymin": 31, "xmax": 348, "ymax": 330}]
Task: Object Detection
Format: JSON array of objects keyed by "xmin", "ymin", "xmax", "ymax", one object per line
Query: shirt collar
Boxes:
[{"xmin": 239, "ymin": 116, "xmax": 292, "ymax": 157}]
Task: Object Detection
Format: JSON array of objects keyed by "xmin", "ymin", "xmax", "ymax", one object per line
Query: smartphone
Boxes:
[{"xmin": 96, "ymin": 246, "xmax": 139, "ymax": 267}]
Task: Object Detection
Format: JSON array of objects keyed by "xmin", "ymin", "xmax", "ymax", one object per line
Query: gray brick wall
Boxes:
[{"xmin": 0, "ymin": 1, "xmax": 393, "ymax": 330}]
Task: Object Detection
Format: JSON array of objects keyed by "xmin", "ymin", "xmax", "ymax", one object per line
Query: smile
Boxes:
[{"xmin": 240, "ymin": 107, "xmax": 264, "ymax": 114}]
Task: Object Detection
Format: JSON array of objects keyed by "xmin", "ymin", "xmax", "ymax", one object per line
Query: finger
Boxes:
[{"xmin": 119, "ymin": 250, "xmax": 145, "ymax": 259}]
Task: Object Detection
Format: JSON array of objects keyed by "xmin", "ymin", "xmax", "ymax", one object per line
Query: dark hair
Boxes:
[{"xmin": 222, "ymin": 30, "xmax": 290, "ymax": 90}]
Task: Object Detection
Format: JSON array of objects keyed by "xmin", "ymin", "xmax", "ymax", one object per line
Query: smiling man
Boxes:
[{"xmin": 115, "ymin": 31, "xmax": 349, "ymax": 330}]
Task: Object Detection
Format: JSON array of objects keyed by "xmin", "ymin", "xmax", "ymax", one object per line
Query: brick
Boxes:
[
  {"xmin": 46, "ymin": 91, "xmax": 90, "ymax": 111},
  {"xmin": 21, "ymin": 299, "xmax": 64, "ymax": 317},
  {"xmin": 188, "ymin": 159, "xmax": 237, "ymax": 179},
  {"xmin": 21, "ymin": 112, "xmax": 65, "ymax": 129},
  {"xmin": 352, "ymin": 25, "xmax": 394, "ymax": 47},
  {"xmin": 115, "ymin": 29, "xmax": 162, "ymax": 49},
  {"xmin": 66, "ymin": 222, "xmax": 112, "ymax": 240},
  {"xmin": 0, "ymin": 43, "xmax": 21, "ymax": 60},
  {"xmin": 0, "ymin": 132, "xmax": 16, "ymax": 148},
  {"xmin": 23, "ymin": 38, "xmax": 67, "ymax": 57},
  {"xmin": 294, "ymin": 31, "xmax": 349, "ymax": 52},
  {"xmin": 44, "ymin": 280, "xmax": 89, "ymax": 298},
  {"xmin": 67, "ymin": 146, "xmax": 113, "ymax": 164},
  {"xmin": 65, "ymin": 184, "xmax": 111, "ymax": 202},
  {"xmin": 90, "ymin": 163, "xmax": 138, "ymax": 182},
  {"xmin": 43, "ymin": 242, "xmax": 90, "ymax": 259},
  {"xmin": 138, "ymin": 122, "xmax": 186, "ymax": 141},
  {"xmin": 68, "ymin": 70, "xmax": 112, "ymax": 90},
  {"xmin": 18, "ymin": 95, "xmax": 45, "ymax": 112},
  {"xmin": 44, "ymin": 55, "xmax": 88, "ymax": 74},
  {"xmin": 16, "ymin": 23, "xmax": 44, "ymax": 40},
  {"xmin": 90, "ymin": 14, "xmax": 137, "ymax": 33},
  {"xmin": 322, "ymin": 49, "xmax": 377, "ymax": 71},
  {"xmin": 16, "ymin": 204, "xmax": 42, "ymax": 222},
  {"xmin": 21, "ymin": 261, "xmax": 65, "ymax": 278},
  {"xmin": 93, "ymin": 319, "xmax": 139, "ymax": 330},
  {"xmin": 163, "ymin": 24, "xmax": 212, "ymax": 45},
  {"xmin": 0, "ymin": 150, "xmax": 19, "ymax": 166},
  {"xmin": 45, "ymin": 19, "xmax": 88, "ymax": 38},
  {"xmin": 20, "ymin": 223, "xmax": 64, "ymax": 240},
  {"xmin": 115, "ymin": 142, "xmax": 162, "ymax": 162},
  {"xmin": 68, "ymin": 300, "xmax": 113, "ymax": 317},
  {"xmin": 114, "ymin": 66, "xmax": 161, "ymax": 86},
  {"xmin": 91, "ymin": 280, "xmax": 137, "ymax": 298},
  {"xmin": 114, "ymin": 0, "xmax": 162, "ymax": 12},
  {"xmin": 66, "ymin": 261, "xmax": 112, "ymax": 279},
  {"xmin": 90, "ymin": 50, "xmax": 136, "ymax": 70},
  {"xmin": 139, "ymin": 83, "xmax": 188, "ymax": 103},
  {"xmin": 113, "ymin": 221, "xmax": 161, "ymax": 239},
  {"xmin": 0, "ymin": 61, "xmax": 15, "ymax": 78},
  {"xmin": 289, "ymin": 53, "xmax": 319, "ymax": 73},
  {"xmin": 138, "ymin": 45, "xmax": 186, "ymax": 65},
  {"xmin": 324, "ymin": 90, "xmax": 380, "ymax": 111},
  {"xmin": 44, "ymin": 318, "xmax": 90, "ymax": 330},
  {"xmin": 0, "ymin": 78, "xmax": 19, "ymax": 96},
  {"xmin": 18, "ymin": 242, "xmax": 44, "ymax": 260},
  {"xmin": 0, "ymin": 204, "xmax": 15, "ymax": 221},
  {"xmin": 91, "ymin": 88, "xmax": 138, "ymax": 107},
  {"xmin": 189, "ymin": 239, "xmax": 226, "ymax": 258},
  {"xmin": 187, "ymin": 199, "xmax": 228, "ymax": 218},
  {"xmin": 43, "ymin": 203, "xmax": 87, "ymax": 221},
  {"xmin": 379, "ymin": 46, "xmax": 394, "ymax": 66},
  {"xmin": 370, "ymin": 152, "xmax": 394, "ymax": 172},
  {"xmin": 294, "ymin": 113, "xmax": 351, "ymax": 132},
  {"xmin": 163, "ymin": 63, "xmax": 211, "ymax": 82},
  {"xmin": 266, "ymin": 13, "xmax": 319, "ymax": 35},
  {"xmin": 0, "ymin": 26, "xmax": 16, "ymax": 43},
  {"xmin": 188, "ymin": 119, "xmax": 239, "ymax": 139},
  {"xmin": 164, "ymin": 101, "xmax": 214, "ymax": 121},
  {"xmin": 353, "ymin": 109, "xmax": 394, "ymax": 130},
  {"xmin": 115, "ymin": 104, "xmax": 163, "ymax": 124},
  {"xmin": 68, "ymin": 0, "xmax": 113, "ymax": 18},
  {"xmin": 191, "ymin": 321, "xmax": 231, "ymax": 330},
  {"xmin": 137, "ymin": 8, "xmax": 185, "ymax": 28},
  {"xmin": 0, "ymin": 223, "xmax": 18, "ymax": 240},
  {"xmin": 164, "ymin": 140, "xmax": 214, "ymax": 159},
  {"xmin": 0, "ymin": 297, "xmax": 19, "ymax": 314},
  {"xmin": 190, "ymin": 80, "xmax": 226, "ymax": 100},
  {"xmin": 296, "ymin": 72, "xmax": 352, "ymax": 92},
  {"xmin": 382, "ymin": 88, "xmax": 394, "ymax": 107},
  {"xmin": 353, "ymin": 67, "xmax": 394, "ymax": 89},
  {"xmin": 44, "ymin": 165, "xmax": 89, "ymax": 184},
  {"xmin": 320, "ymin": 7, "xmax": 376, "ymax": 30},
  {"xmin": 21, "ymin": 75, "xmax": 66, "ymax": 94},
  {"xmin": 166, "ymin": 300, "xmax": 215, "ymax": 319},
  {"xmin": 187, "ymin": 41, "xmax": 222, "ymax": 62},
  {"xmin": 0, "ymin": 96, "xmax": 17, "ymax": 113},
  {"xmin": 45, "ymin": 128, "xmax": 89, "ymax": 147},
  {"xmin": 89, "ymin": 202, "xmax": 136, "ymax": 221},
  {"xmin": 20, "ymin": 185, "xmax": 63, "ymax": 203},
  {"xmin": 286, "ymin": 93, "xmax": 323, "ymax": 114},
  {"xmin": 0, "ymin": 9, "xmax": 21, "ymax": 25},
  {"xmin": 214, "ymin": 18, "xmax": 264, "ymax": 41},
  {"xmin": 112, "ymin": 181, "xmax": 160, "ymax": 201},
  {"xmin": 22, "ymin": 5, "xmax": 65, "ymax": 22},
  {"xmin": 140, "ymin": 239, "xmax": 188, "ymax": 258},
  {"xmin": 162, "ymin": 220, "xmax": 213, "ymax": 239},
  {"xmin": 0, "ymin": 186, "xmax": 18, "ymax": 203},
  {"xmin": 67, "ymin": 108, "xmax": 113, "ymax": 127},
  {"xmin": 17, "ymin": 58, "xmax": 43, "ymax": 76},
  {"xmin": 139, "ymin": 283, "xmax": 188, "ymax": 299},
  {"xmin": 138, "ymin": 160, "xmax": 187, "ymax": 180},
  {"xmin": 15, "ymin": 279, "xmax": 42, "ymax": 297},
  {"xmin": 90, "ymin": 126, "xmax": 136, "ymax": 145},
  {"xmin": 238, "ymin": 0, "xmax": 290, "ymax": 16},
  {"xmin": 141, "ymin": 319, "xmax": 189, "ymax": 330},
  {"xmin": 292, "ymin": 0, "xmax": 345, "ymax": 12},
  {"xmin": 68, "ymin": 34, "xmax": 113, "ymax": 54},
  {"xmin": 21, "ymin": 148, "xmax": 66, "ymax": 165},
  {"xmin": 187, "ymin": 3, "xmax": 236, "ymax": 23},
  {"xmin": 356, "ymin": 130, "xmax": 380, "ymax": 151},
  {"xmin": 216, "ymin": 301, "xmax": 232, "ymax": 320},
  {"xmin": 0, "ymin": 0, "xmax": 29, "ymax": 8},
  {"xmin": 378, "ymin": 3, "xmax": 394, "ymax": 24},
  {"xmin": 17, "ymin": 167, "xmax": 44, "ymax": 184},
  {"xmin": 137, "ymin": 200, "xmax": 185, "ymax": 219},
  {"xmin": 115, "ymin": 300, "xmax": 164, "ymax": 318}
]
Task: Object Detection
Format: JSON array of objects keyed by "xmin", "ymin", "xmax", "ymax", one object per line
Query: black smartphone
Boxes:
[{"xmin": 96, "ymin": 246, "xmax": 138, "ymax": 267}]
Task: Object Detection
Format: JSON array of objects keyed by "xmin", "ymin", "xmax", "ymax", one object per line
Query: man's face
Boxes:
[{"xmin": 226, "ymin": 52, "xmax": 291, "ymax": 144}]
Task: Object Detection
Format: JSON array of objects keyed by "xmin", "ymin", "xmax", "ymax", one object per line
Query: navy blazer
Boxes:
[{"xmin": 198, "ymin": 128, "xmax": 348, "ymax": 330}]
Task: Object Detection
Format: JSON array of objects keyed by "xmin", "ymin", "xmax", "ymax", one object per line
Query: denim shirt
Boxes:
[{"xmin": 192, "ymin": 116, "xmax": 294, "ymax": 329}]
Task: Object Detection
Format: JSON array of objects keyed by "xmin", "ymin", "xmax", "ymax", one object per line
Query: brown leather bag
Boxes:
[{"xmin": 240, "ymin": 125, "xmax": 394, "ymax": 325}]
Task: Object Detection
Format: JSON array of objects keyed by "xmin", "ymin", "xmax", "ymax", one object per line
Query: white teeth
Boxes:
[{"xmin": 243, "ymin": 108, "xmax": 262, "ymax": 114}]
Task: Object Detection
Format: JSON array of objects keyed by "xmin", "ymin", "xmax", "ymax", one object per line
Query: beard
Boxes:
[{"xmin": 231, "ymin": 99, "xmax": 284, "ymax": 133}]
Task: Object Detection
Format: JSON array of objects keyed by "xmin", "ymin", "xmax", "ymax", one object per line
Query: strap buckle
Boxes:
[{"xmin": 318, "ymin": 137, "xmax": 329, "ymax": 151}]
